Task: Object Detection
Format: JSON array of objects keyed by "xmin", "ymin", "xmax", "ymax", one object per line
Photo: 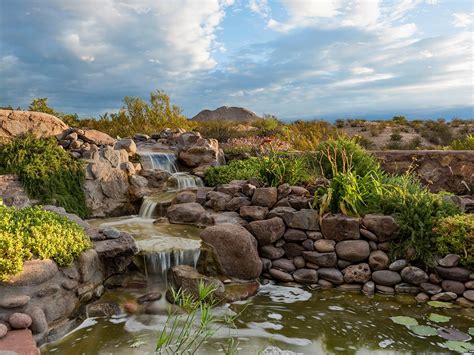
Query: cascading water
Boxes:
[
  {"xmin": 167, "ymin": 172, "xmax": 204, "ymax": 190},
  {"xmin": 138, "ymin": 191, "xmax": 178, "ymax": 219},
  {"xmin": 139, "ymin": 151, "xmax": 178, "ymax": 173}
]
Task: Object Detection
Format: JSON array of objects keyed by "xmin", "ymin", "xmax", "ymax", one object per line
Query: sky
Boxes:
[{"xmin": 0, "ymin": 0, "xmax": 473, "ymax": 120}]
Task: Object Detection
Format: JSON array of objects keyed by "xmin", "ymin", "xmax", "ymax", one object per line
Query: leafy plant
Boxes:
[
  {"xmin": 449, "ymin": 134, "xmax": 474, "ymax": 150},
  {"xmin": 0, "ymin": 135, "xmax": 88, "ymax": 217},
  {"xmin": 258, "ymin": 153, "xmax": 311, "ymax": 187},
  {"xmin": 204, "ymin": 158, "xmax": 261, "ymax": 186},
  {"xmin": 0, "ymin": 204, "xmax": 91, "ymax": 281}
]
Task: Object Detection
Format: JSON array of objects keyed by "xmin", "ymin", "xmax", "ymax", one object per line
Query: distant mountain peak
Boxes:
[{"xmin": 191, "ymin": 106, "xmax": 261, "ymax": 121}]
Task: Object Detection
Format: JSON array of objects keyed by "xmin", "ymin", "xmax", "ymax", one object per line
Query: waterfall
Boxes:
[
  {"xmin": 143, "ymin": 248, "xmax": 201, "ymax": 284},
  {"xmin": 167, "ymin": 172, "xmax": 204, "ymax": 190},
  {"xmin": 138, "ymin": 191, "xmax": 178, "ymax": 218},
  {"xmin": 139, "ymin": 151, "xmax": 178, "ymax": 173}
]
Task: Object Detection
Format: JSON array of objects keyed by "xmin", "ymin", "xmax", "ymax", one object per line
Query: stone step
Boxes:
[{"xmin": 0, "ymin": 329, "xmax": 40, "ymax": 355}]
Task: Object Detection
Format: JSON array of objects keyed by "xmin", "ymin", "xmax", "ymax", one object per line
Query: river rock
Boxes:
[
  {"xmin": 368, "ymin": 250, "xmax": 389, "ymax": 271},
  {"xmin": 395, "ymin": 283, "xmax": 419, "ymax": 294},
  {"xmin": 438, "ymin": 254, "xmax": 461, "ymax": 267},
  {"xmin": 94, "ymin": 232, "xmax": 139, "ymax": 277},
  {"xmin": 318, "ymin": 268, "xmax": 344, "ymax": 285},
  {"xmin": 226, "ymin": 197, "xmax": 251, "ymax": 211},
  {"xmin": 307, "ymin": 231, "xmax": 323, "ymax": 240},
  {"xmin": 401, "ymin": 266, "xmax": 429, "ymax": 285},
  {"xmin": 267, "ymin": 206, "xmax": 295, "ymax": 219},
  {"xmin": 465, "ymin": 281, "xmax": 474, "ymax": 289},
  {"xmin": 239, "ymin": 206, "xmax": 268, "ymax": 221},
  {"xmin": 314, "ymin": 239, "xmax": 336, "ymax": 253},
  {"xmin": 269, "ymin": 269, "xmax": 293, "ymax": 282},
  {"xmin": 178, "ymin": 137, "xmax": 221, "ymax": 168},
  {"xmin": 363, "ymin": 281, "xmax": 375, "ymax": 295},
  {"xmin": 115, "ymin": 138, "xmax": 136, "ymax": 156},
  {"xmin": 441, "ymin": 280, "xmax": 465, "ymax": 295},
  {"xmin": 242, "ymin": 183, "xmax": 256, "ymax": 197},
  {"xmin": 260, "ymin": 258, "xmax": 272, "ymax": 272},
  {"xmin": 456, "ymin": 297, "xmax": 474, "ymax": 308},
  {"xmin": 81, "ymin": 129, "xmax": 116, "ymax": 145},
  {"xmin": 167, "ymin": 202, "xmax": 212, "ymax": 226},
  {"xmin": 463, "ymin": 290, "xmax": 474, "ymax": 302},
  {"xmin": 343, "ymin": 263, "xmax": 371, "ymax": 284},
  {"xmin": 376, "ymin": 285, "xmax": 395, "ymax": 294},
  {"xmin": 293, "ymin": 269, "xmax": 318, "ymax": 284},
  {"xmin": 360, "ymin": 228, "xmax": 378, "ymax": 241},
  {"xmin": 283, "ymin": 228, "xmax": 307, "ymax": 242},
  {"xmin": 200, "ymin": 224, "xmax": 262, "ymax": 280},
  {"xmin": 217, "ymin": 183, "xmax": 242, "ymax": 196},
  {"xmin": 430, "ymin": 273, "xmax": 443, "ymax": 284},
  {"xmin": 420, "ymin": 283, "xmax": 442, "ymax": 295},
  {"xmin": 436, "ymin": 266, "xmax": 471, "ymax": 282},
  {"xmin": 0, "ymin": 295, "xmax": 30, "ymax": 309},
  {"xmin": 0, "ymin": 323, "xmax": 7, "ymax": 338},
  {"xmin": 272, "ymin": 258, "xmax": 296, "ymax": 273},
  {"xmin": 361, "ymin": 214, "xmax": 398, "ymax": 242},
  {"xmin": 431, "ymin": 292, "xmax": 457, "ymax": 301},
  {"xmin": 318, "ymin": 279, "xmax": 334, "ymax": 288},
  {"xmin": 288, "ymin": 195, "xmax": 311, "ymax": 210},
  {"xmin": 389, "ymin": 259, "xmax": 408, "ymax": 272},
  {"xmin": 321, "ymin": 214, "xmax": 360, "ymax": 241},
  {"xmin": 415, "ymin": 292, "xmax": 430, "ymax": 302},
  {"xmin": 302, "ymin": 239, "xmax": 314, "ymax": 251},
  {"xmin": 174, "ymin": 191, "xmax": 197, "ymax": 204},
  {"xmin": 281, "ymin": 209, "xmax": 319, "ymax": 231},
  {"xmin": 169, "ymin": 265, "xmax": 225, "ymax": 301},
  {"xmin": 8, "ymin": 313, "xmax": 32, "ymax": 329},
  {"xmin": 4, "ymin": 259, "xmax": 59, "ymax": 286},
  {"xmin": 372, "ymin": 270, "xmax": 402, "ymax": 286},
  {"xmin": 246, "ymin": 217, "xmax": 285, "ymax": 246},
  {"xmin": 283, "ymin": 243, "xmax": 305, "ymax": 257},
  {"xmin": 259, "ymin": 245, "xmax": 285, "ymax": 260},
  {"xmin": 335, "ymin": 240, "xmax": 370, "ymax": 262},
  {"xmin": 302, "ymin": 251, "xmax": 337, "ymax": 268},
  {"xmin": 294, "ymin": 256, "xmax": 306, "ymax": 269},
  {"xmin": 251, "ymin": 187, "xmax": 278, "ymax": 208},
  {"xmin": 137, "ymin": 292, "xmax": 162, "ymax": 304},
  {"xmin": 277, "ymin": 184, "xmax": 291, "ymax": 199},
  {"xmin": 206, "ymin": 191, "xmax": 232, "ymax": 212}
]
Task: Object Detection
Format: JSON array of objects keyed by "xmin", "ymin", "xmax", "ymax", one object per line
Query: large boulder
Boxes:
[
  {"xmin": 200, "ymin": 224, "xmax": 262, "ymax": 280},
  {"xmin": 167, "ymin": 203, "xmax": 213, "ymax": 226},
  {"xmin": 178, "ymin": 137, "xmax": 221, "ymax": 168},
  {"xmin": 246, "ymin": 217, "xmax": 285, "ymax": 246},
  {"xmin": 361, "ymin": 214, "xmax": 399, "ymax": 242},
  {"xmin": 282, "ymin": 209, "xmax": 319, "ymax": 230},
  {"xmin": 0, "ymin": 109, "xmax": 68, "ymax": 140},
  {"xmin": 335, "ymin": 240, "xmax": 370, "ymax": 262},
  {"xmin": 79, "ymin": 129, "xmax": 116, "ymax": 146},
  {"xmin": 94, "ymin": 232, "xmax": 139, "ymax": 277},
  {"xmin": 251, "ymin": 188, "xmax": 278, "ymax": 208},
  {"xmin": 321, "ymin": 214, "xmax": 360, "ymax": 241}
]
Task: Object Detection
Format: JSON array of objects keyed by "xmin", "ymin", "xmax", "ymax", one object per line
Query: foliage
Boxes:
[
  {"xmin": 310, "ymin": 137, "xmax": 381, "ymax": 179},
  {"xmin": 282, "ymin": 120, "xmax": 336, "ymax": 151},
  {"xmin": 421, "ymin": 120, "xmax": 453, "ymax": 146},
  {"xmin": 28, "ymin": 97, "xmax": 81, "ymax": 126},
  {"xmin": 204, "ymin": 158, "xmax": 262, "ymax": 186},
  {"xmin": 156, "ymin": 281, "xmax": 241, "ymax": 353},
  {"xmin": 434, "ymin": 214, "xmax": 474, "ymax": 268},
  {"xmin": 0, "ymin": 135, "xmax": 88, "ymax": 217},
  {"xmin": 449, "ymin": 134, "xmax": 474, "ymax": 150},
  {"xmin": 0, "ymin": 204, "xmax": 91, "ymax": 281},
  {"xmin": 258, "ymin": 153, "xmax": 312, "ymax": 187}
]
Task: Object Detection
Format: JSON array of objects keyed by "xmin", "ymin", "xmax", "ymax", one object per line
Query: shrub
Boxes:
[
  {"xmin": 258, "ymin": 153, "xmax": 312, "ymax": 187},
  {"xmin": 204, "ymin": 158, "xmax": 261, "ymax": 186},
  {"xmin": 449, "ymin": 134, "xmax": 474, "ymax": 150},
  {"xmin": 283, "ymin": 120, "xmax": 336, "ymax": 151},
  {"xmin": 0, "ymin": 135, "xmax": 88, "ymax": 218},
  {"xmin": 390, "ymin": 132, "xmax": 403, "ymax": 142},
  {"xmin": 310, "ymin": 137, "xmax": 381, "ymax": 179},
  {"xmin": 434, "ymin": 214, "xmax": 474, "ymax": 268},
  {"xmin": 0, "ymin": 204, "xmax": 92, "ymax": 281}
]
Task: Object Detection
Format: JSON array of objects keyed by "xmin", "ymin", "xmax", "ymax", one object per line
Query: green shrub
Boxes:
[
  {"xmin": 204, "ymin": 158, "xmax": 261, "ymax": 186},
  {"xmin": 0, "ymin": 204, "xmax": 92, "ymax": 281},
  {"xmin": 0, "ymin": 135, "xmax": 88, "ymax": 217},
  {"xmin": 434, "ymin": 214, "xmax": 474, "ymax": 268},
  {"xmin": 258, "ymin": 153, "xmax": 312, "ymax": 187},
  {"xmin": 449, "ymin": 134, "xmax": 474, "ymax": 150},
  {"xmin": 310, "ymin": 137, "xmax": 381, "ymax": 179}
]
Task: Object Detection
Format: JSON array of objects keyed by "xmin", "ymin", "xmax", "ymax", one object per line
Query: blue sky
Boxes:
[{"xmin": 0, "ymin": 0, "xmax": 473, "ymax": 120}]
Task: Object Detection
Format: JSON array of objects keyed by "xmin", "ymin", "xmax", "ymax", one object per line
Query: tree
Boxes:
[{"xmin": 28, "ymin": 98, "xmax": 57, "ymax": 116}]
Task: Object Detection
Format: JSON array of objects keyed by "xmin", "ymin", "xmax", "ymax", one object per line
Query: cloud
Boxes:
[
  {"xmin": 452, "ymin": 12, "xmax": 474, "ymax": 28},
  {"xmin": 248, "ymin": 0, "xmax": 270, "ymax": 18}
]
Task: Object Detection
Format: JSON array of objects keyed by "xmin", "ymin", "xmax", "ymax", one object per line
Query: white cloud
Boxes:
[
  {"xmin": 248, "ymin": 0, "xmax": 270, "ymax": 18},
  {"xmin": 452, "ymin": 12, "xmax": 474, "ymax": 28},
  {"xmin": 351, "ymin": 67, "xmax": 375, "ymax": 75}
]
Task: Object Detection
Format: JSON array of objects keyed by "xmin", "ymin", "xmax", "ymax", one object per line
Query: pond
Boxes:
[{"xmin": 41, "ymin": 217, "xmax": 474, "ymax": 354}]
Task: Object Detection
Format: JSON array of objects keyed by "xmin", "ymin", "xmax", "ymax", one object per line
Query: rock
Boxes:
[
  {"xmin": 318, "ymin": 268, "xmax": 344, "ymax": 285},
  {"xmin": 401, "ymin": 266, "xmax": 429, "ymax": 285},
  {"xmin": 124, "ymin": 302, "xmax": 139, "ymax": 314},
  {"xmin": 239, "ymin": 206, "xmax": 268, "ymax": 221},
  {"xmin": 8, "ymin": 313, "xmax": 32, "ymax": 329},
  {"xmin": 335, "ymin": 240, "xmax": 370, "ymax": 262},
  {"xmin": 290, "ymin": 186, "xmax": 310, "ymax": 196},
  {"xmin": 321, "ymin": 214, "xmax": 360, "ymax": 241},
  {"xmin": 363, "ymin": 281, "xmax": 375, "ymax": 295},
  {"xmin": 206, "ymin": 191, "xmax": 232, "ymax": 212},
  {"xmin": 269, "ymin": 269, "xmax": 293, "ymax": 282},
  {"xmin": 307, "ymin": 231, "xmax": 323, "ymax": 240},
  {"xmin": 438, "ymin": 254, "xmax": 461, "ymax": 267},
  {"xmin": 87, "ymin": 303, "xmax": 121, "ymax": 317},
  {"xmin": 102, "ymin": 227, "xmax": 121, "ymax": 239},
  {"xmin": 115, "ymin": 138, "xmax": 136, "ymax": 156},
  {"xmin": 343, "ymin": 263, "xmax": 371, "ymax": 284},
  {"xmin": 137, "ymin": 292, "xmax": 162, "ymax": 304},
  {"xmin": 338, "ymin": 259, "xmax": 352, "ymax": 269},
  {"xmin": 395, "ymin": 283, "xmax": 419, "ymax": 294},
  {"xmin": 169, "ymin": 265, "xmax": 225, "ymax": 301},
  {"xmin": 261, "ymin": 258, "xmax": 272, "ymax": 272},
  {"xmin": 167, "ymin": 202, "xmax": 212, "ymax": 226},
  {"xmin": 277, "ymin": 184, "xmax": 291, "ymax": 200},
  {"xmin": 288, "ymin": 195, "xmax": 311, "ymax": 210},
  {"xmin": 430, "ymin": 273, "xmax": 443, "ymax": 284},
  {"xmin": 0, "ymin": 323, "xmax": 7, "ymax": 338},
  {"xmin": 420, "ymin": 283, "xmax": 442, "ymax": 295},
  {"xmin": 463, "ymin": 290, "xmax": 474, "ymax": 302},
  {"xmin": 360, "ymin": 228, "xmax": 378, "ymax": 241},
  {"xmin": 134, "ymin": 133, "xmax": 150, "ymax": 141},
  {"xmin": 94, "ymin": 232, "xmax": 139, "ymax": 277},
  {"xmin": 2, "ymin": 259, "xmax": 58, "ymax": 286},
  {"xmin": 306, "ymin": 262, "xmax": 319, "ymax": 270},
  {"xmin": 314, "ymin": 239, "xmax": 336, "ymax": 253},
  {"xmin": 283, "ymin": 243, "xmax": 305, "ymax": 257},
  {"xmin": 293, "ymin": 269, "xmax": 318, "ymax": 284},
  {"xmin": 376, "ymin": 285, "xmax": 395, "ymax": 294},
  {"xmin": 196, "ymin": 187, "xmax": 214, "ymax": 204},
  {"xmin": 415, "ymin": 292, "xmax": 430, "ymax": 302},
  {"xmin": 302, "ymin": 251, "xmax": 337, "ymax": 267},
  {"xmin": 282, "ymin": 209, "xmax": 319, "ymax": 230},
  {"xmin": 174, "ymin": 191, "xmax": 197, "ymax": 204},
  {"xmin": 28, "ymin": 307, "xmax": 48, "ymax": 335},
  {"xmin": 465, "ymin": 281, "xmax": 474, "ymax": 289},
  {"xmin": 293, "ymin": 256, "xmax": 306, "ymax": 269},
  {"xmin": 77, "ymin": 249, "xmax": 102, "ymax": 283},
  {"xmin": 372, "ymin": 270, "xmax": 402, "ymax": 286},
  {"xmin": 361, "ymin": 214, "xmax": 399, "ymax": 242},
  {"xmin": 0, "ymin": 295, "xmax": 30, "ymax": 309},
  {"xmin": 436, "ymin": 266, "xmax": 471, "ymax": 282},
  {"xmin": 267, "ymin": 206, "xmax": 295, "ymax": 219},
  {"xmin": 302, "ymin": 239, "xmax": 314, "ymax": 251},
  {"xmin": 318, "ymin": 279, "xmax": 334, "ymax": 288},
  {"xmin": 272, "ymin": 259, "xmax": 296, "ymax": 273},
  {"xmin": 0, "ymin": 109, "xmax": 68, "ymax": 140},
  {"xmin": 242, "ymin": 183, "xmax": 256, "ymax": 197},
  {"xmin": 80, "ymin": 129, "xmax": 116, "ymax": 145},
  {"xmin": 368, "ymin": 250, "xmax": 389, "ymax": 271},
  {"xmin": 259, "ymin": 245, "xmax": 285, "ymax": 260},
  {"xmin": 456, "ymin": 297, "xmax": 474, "ymax": 308},
  {"xmin": 283, "ymin": 228, "xmax": 307, "ymax": 242},
  {"xmin": 441, "ymin": 280, "xmax": 465, "ymax": 295},
  {"xmin": 130, "ymin": 175, "xmax": 148, "ymax": 188},
  {"xmin": 369, "ymin": 241, "xmax": 377, "ymax": 251},
  {"xmin": 226, "ymin": 197, "xmax": 251, "ymax": 211},
  {"xmin": 251, "ymin": 187, "xmax": 278, "ymax": 208},
  {"xmin": 246, "ymin": 217, "xmax": 285, "ymax": 246},
  {"xmin": 339, "ymin": 284, "xmax": 362, "ymax": 292},
  {"xmin": 389, "ymin": 259, "xmax": 408, "ymax": 272},
  {"xmin": 216, "ymin": 183, "xmax": 243, "ymax": 196},
  {"xmin": 200, "ymin": 224, "xmax": 262, "ymax": 279},
  {"xmin": 178, "ymin": 137, "xmax": 221, "ymax": 168},
  {"xmin": 431, "ymin": 292, "xmax": 457, "ymax": 301}
]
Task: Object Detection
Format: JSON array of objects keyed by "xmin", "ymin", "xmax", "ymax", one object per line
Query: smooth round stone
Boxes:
[
  {"xmin": 420, "ymin": 282, "xmax": 442, "ymax": 295},
  {"xmin": 137, "ymin": 292, "xmax": 162, "ymax": 304},
  {"xmin": 401, "ymin": 266, "xmax": 428, "ymax": 285},
  {"xmin": 260, "ymin": 258, "xmax": 272, "ymax": 272},
  {"xmin": 0, "ymin": 295, "xmax": 30, "ymax": 309},
  {"xmin": 335, "ymin": 240, "xmax": 370, "ymax": 262},
  {"xmin": 429, "ymin": 273, "xmax": 442, "ymax": 284},
  {"xmin": 302, "ymin": 251, "xmax": 337, "ymax": 268},
  {"xmin": 293, "ymin": 268, "xmax": 318, "ymax": 284},
  {"xmin": 314, "ymin": 239, "xmax": 336, "ymax": 253},
  {"xmin": 337, "ymin": 259, "xmax": 352, "ymax": 269},
  {"xmin": 293, "ymin": 256, "xmax": 306, "ymax": 269},
  {"xmin": 415, "ymin": 292, "xmax": 429, "ymax": 302},
  {"xmin": 8, "ymin": 313, "xmax": 32, "ymax": 329},
  {"xmin": 376, "ymin": 285, "xmax": 395, "ymax": 294},
  {"xmin": 431, "ymin": 292, "xmax": 457, "ymax": 301},
  {"xmin": 302, "ymin": 239, "xmax": 315, "ymax": 251},
  {"xmin": 368, "ymin": 250, "xmax": 389, "ymax": 271},
  {"xmin": 438, "ymin": 254, "xmax": 460, "ymax": 267},
  {"xmin": 360, "ymin": 228, "xmax": 377, "ymax": 241},
  {"xmin": 259, "ymin": 245, "xmax": 285, "ymax": 260},
  {"xmin": 318, "ymin": 268, "xmax": 344, "ymax": 285},
  {"xmin": 282, "ymin": 243, "xmax": 305, "ymax": 258},
  {"xmin": 272, "ymin": 258, "xmax": 296, "ymax": 273},
  {"xmin": 436, "ymin": 266, "xmax": 471, "ymax": 282},
  {"xmin": 269, "ymin": 268, "xmax": 293, "ymax": 282},
  {"xmin": 0, "ymin": 324, "xmax": 7, "ymax": 338},
  {"xmin": 463, "ymin": 290, "xmax": 474, "ymax": 302},
  {"xmin": 283, "ymin": 228, "xmax": 307, "ymax": 242},
  {"xmin": 124, "ymin": 302, "xmax": 138, "ymax": 314},
  {"xmin": 363, "ymin": 281, "xmax": 375, "ymax": 295},
  {"xmin": 339, "ymin": 283, "xmax": 362, "ymax": 291},
  {"xmin": 389, "ymin": 259, "xmax": 407, "ymax": 272},
  {"xmin": 305, "ymin": 262, "xmax": 319, "ymax": 270},
  {"xmin": 317, "ymin": 279, "xmax": 334, "ymax": 288},
  {"xmin": 395, "ymin": 283, "xmax": 419, "ymax": 294},
  {"xmin": 372, "ymin": 270, "xmax": 402, "ymax": 286},
  {"xmin": 441, "ymin": 280, "xmax": 465, "ymax": 295},
  {"xmin": 466, "ymin": 281, "xmax": 474, "ymax": 289},
  {"xmin": 456, "ymin": 297, "xmax": 474, "ymax": 308},
  {"xmin": 369, "ymin": 241, "xmax": 378, "ymax": 251}
]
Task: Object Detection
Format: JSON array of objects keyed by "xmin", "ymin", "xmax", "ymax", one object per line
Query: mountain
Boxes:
[{"xmin": 191, "ymin": 106, "xmax": 261, "ymax": 122}]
